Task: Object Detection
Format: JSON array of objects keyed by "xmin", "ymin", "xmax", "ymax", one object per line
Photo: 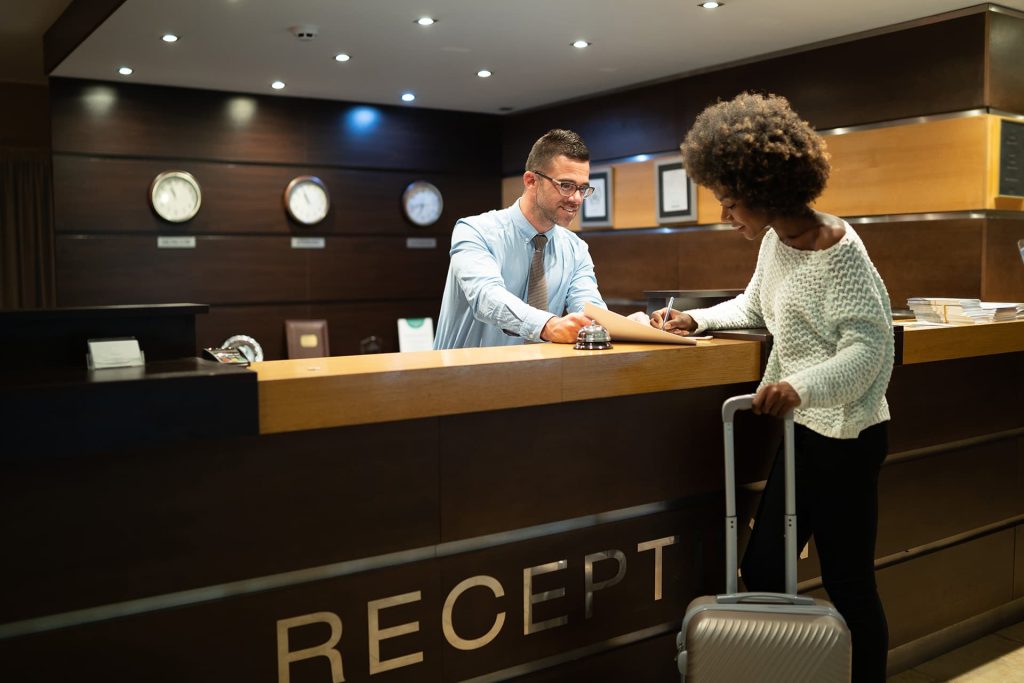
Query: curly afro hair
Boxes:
[{"xmin": 680, "ymin": 92, "xmax": 830, "ymax": 217}]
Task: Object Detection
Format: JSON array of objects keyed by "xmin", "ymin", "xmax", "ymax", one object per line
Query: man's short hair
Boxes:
[{"xmin": 525, "ymin": 129, "xmax": 590, "ymax": 173}]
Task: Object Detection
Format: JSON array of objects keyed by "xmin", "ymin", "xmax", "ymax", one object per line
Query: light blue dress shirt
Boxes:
[{"xmin": 433, "ymin": 200, "xmax": 606, "ymax": 349}]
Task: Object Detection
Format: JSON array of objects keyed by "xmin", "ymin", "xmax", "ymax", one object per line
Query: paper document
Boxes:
[{"xmin": 584, "ymin": 303, "xmax": 705, "ymax": 345}]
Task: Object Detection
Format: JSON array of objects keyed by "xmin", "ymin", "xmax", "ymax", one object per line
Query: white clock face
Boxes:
[
  {"xmin": 150, "ymin": 171, "xmax": 201, "ymax": 223},
  {"xmin": 285, "ymin": 176, "xmax": 330, "ymax": 225},
  {"xmin": 402, "ymin": 181, "xmax": 443, "ymax": 226}
]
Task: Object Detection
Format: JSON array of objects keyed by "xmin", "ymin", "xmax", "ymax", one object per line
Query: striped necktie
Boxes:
[{"xmin": 527, "ymin": 234, "xmax": 548, "ymax": 310}]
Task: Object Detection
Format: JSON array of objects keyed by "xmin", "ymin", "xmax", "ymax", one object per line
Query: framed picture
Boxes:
[
  {"xmin": 654, "ymin": 157, "xmax": 697, "ymax": 224},
  {"xmin": 580, "ymin": 166, "xmax": 613, "ymax": 228}
]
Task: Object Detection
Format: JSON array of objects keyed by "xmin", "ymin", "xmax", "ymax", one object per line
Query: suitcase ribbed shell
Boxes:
[{"xmin": 685, "ymin": 605, "xmax": 851, "ymax": 682}]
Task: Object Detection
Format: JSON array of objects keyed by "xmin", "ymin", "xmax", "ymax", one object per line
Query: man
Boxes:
[{"xmin": 433, "ymin": 129, "xmax": 606, "ymax": 349}]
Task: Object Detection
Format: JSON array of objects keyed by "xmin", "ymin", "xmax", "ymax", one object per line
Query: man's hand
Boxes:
[
  {"xmin": 541, "ymin": 313, "xmax": 592, "ymax": 343},
  {"xmin": 751, "ymin": 382, "xmax": 801, "ymax": 417}
]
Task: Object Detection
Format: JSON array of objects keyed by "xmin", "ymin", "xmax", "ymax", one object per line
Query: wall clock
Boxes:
[
  {"xmin": 402, "ymin": 180, "xmax": 443, "ymax": 227},
  {"xmin": 150, "ymin": 170, "xmax": 202, "ymax": 223},
  {"xmin": 284, "ymin": 175, "xmax": 330, "ymax": 225}
]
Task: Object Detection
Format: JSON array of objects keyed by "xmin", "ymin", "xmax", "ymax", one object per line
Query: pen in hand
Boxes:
[{"xmin": 661, "ymin": 296, "xmax": 675, "ymax": 331}]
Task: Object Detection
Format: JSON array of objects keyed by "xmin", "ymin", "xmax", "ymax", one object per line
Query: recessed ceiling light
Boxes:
[
  {"xmin": 271, "ymin": 80, "xmax": 286, "ymax": 90},
  {"xmin": 401, "ymin": 92, "xmax": 416, "ymax": 102},
  {"xmin": 416, "ymin": 17, "xmax": 435, "ymax": 26},
  {"xmin": 477, "ymin": 69, "xmax": 492, "ymax": 78},
  {"xmin": 118, "ymin": 66, "xmax": 133, "ymax": 76},
  {"xmin": 572, "ymin": 40, "xmax": 590, "ymax": 49},
  {"xmin": 335, "ymin": 53, "xmax": 351, "ymax": 62},
  {"xmin": 699, "ymin": 1, "xmax": 723, "ymax": 8},
  {"xmin": 161, "ymin": 33, "xmax": 178, "ymax": 43}
]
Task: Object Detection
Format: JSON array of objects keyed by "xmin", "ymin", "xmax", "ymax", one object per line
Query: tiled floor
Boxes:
[{"xmin": 889, "ymin": 621, "xmax": 1024, "ymax": 682}]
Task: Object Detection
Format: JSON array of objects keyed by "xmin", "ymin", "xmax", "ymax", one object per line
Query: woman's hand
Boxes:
[
  {"xmin": 650, "ymin": 308, "xmax": 698, "ymax": 336},
  {"xmin": 752, "ymin": 382, "xmax": 801, "ymax": 417}
]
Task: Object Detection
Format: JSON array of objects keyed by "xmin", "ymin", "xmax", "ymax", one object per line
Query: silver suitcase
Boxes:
[{"xmin": 675, "ymin": 394, "xmax": 851, "ymax": 682}]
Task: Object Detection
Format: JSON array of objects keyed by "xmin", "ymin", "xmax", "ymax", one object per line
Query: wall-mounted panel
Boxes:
[
  {"xmin": 582, "ymin": 217, "xmax": 986, "ymax": 311},
  {"xmin": 502, "ymin": 14, "xmax": 990, "ymax": 173},
  {"xmin": 581, "ymin": 231, "xmax": 681, "ymax": 301},
  {"xmin": 50, "ymin": 79, "xmax": 306, "ymax": 163},
  {"xmin": 855, "ymin": 219, "xmax": 984, "ymax": 308},
  {"xmin": 987, "ymin": 12, "xmax": 1024, "ymax": 115},
  {"xmin": 50, "ymin": 79, "xmax": 501, "ymax": 174},
  {"xmin": 819, "ymin": 117, "xmax": 990, "ymax": 216},
  {"xmin": 53, "ymin": 154, "xmax": 495, "ymax": 238},
  {"xmin": 307, "ymin": 237, "xmax": 450, "ymax": 301},
  {"xmin": 304, "ymin": 99, "xmax": 501, "ymax": 174},
  {"xmin": 56, "ymin": 235, "xmax": 309, "ymax": 306},
  {"xmin": 982, "ymin": 217, "xmax": 1024, "ymax": 302}
]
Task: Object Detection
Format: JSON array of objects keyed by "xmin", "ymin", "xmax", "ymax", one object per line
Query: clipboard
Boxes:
[{"xmin": 584, "ymin": 303, "xmax": 708, "ymax": 345}]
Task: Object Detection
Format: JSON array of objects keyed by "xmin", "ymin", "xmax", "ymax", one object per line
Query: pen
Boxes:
[{"xmin": 661, "ymin": 296, "xmax": 675, "ymax": 331}]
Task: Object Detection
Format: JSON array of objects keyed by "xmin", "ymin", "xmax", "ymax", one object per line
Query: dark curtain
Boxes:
[{"xmin": 0, "ymin": 148, "xmax": 55, "ymax": 308}]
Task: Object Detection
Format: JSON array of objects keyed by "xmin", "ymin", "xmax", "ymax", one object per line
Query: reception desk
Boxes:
[{"xmin": 1, "ymin": 321, "xmax": 1022, "ymax": 681}]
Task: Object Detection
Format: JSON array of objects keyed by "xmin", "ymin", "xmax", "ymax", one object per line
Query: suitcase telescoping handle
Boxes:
[{"xmin": 722, "ymin": 394, "xmax": 797, "ymax": 596}]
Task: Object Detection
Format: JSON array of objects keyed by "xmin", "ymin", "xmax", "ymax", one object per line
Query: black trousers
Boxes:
[{"xmin": 740, "ymin": 421, "xmax": 890, "ymax": 683}]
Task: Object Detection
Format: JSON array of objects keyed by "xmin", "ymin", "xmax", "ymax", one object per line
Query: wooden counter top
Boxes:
[
  {"xmin": 253, "ymin": 339, "xmax": 761, "ymax": 434},
  {"xmin": 898, "ymin": 319, "xmax": 1024, "ymax": 364},
  {"xmin": 253, "ymin": 319, "xmax": 1024, "ymax": 433}
]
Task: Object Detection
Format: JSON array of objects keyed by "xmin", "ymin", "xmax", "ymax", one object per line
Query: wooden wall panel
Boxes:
[
  {"xmin": 50, "ymin": 79, "xmax": 501, "ymax": 173},
  {"xmin": 50, "ymin": 80, "xmax": 305, "ymax": 163},
  {"xmin": 982, "ymin": 218, "xmax": 1024, "ymax": 302},
  {"xmin": 818, "ymin": 117, "xmax": 990, "ymax": 216},
  {"xmin": 987, "ymin": 13, "xmax": 1024, "ymax": 115},
  {"xmin": 502, "ymin": 14, "xmax": 990, "ymax": 174},
  {"xmin": 56, "ymin": 235, "xmax": 309, "ymax": 306},
  {"xmin": 304, "ymin": 100, "xmax": 501, "ymax": 175},
  {"xmin": 48, "ymin": 78, "xmax": 500, "ymax": 359},
  {"xmin": 582, "ymin": 232, "xmax": 680, "ymax": 301},
  {"xmin": 674, "ymin": 229, "xmax": 761, "ymax": 292},
  {"xmin": 855, "ymin": 219, "xmax": 984, "ymax": 307},
  {"xmin": 583, "ymin": 218, "xmax": 987, "ymax": 311},
  {"xmin": 610, "ymin": 161, "xmax": 657, "ymax": 229},
  {"xmin": 307, "ymin": 238, "xmax": 450, "ymax": 301},
  {"xmin": 53, "ymin": 154, "xmax": 494, "ymax": 238}
]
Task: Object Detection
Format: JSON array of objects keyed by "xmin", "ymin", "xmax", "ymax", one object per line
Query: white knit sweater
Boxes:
[{"xmin": 689, "ymin": 223, "xmax": 893, "ymax": 439}]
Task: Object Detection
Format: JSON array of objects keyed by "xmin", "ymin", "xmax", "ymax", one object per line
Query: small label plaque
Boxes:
[
  {"xmin": 157, "ymin": 236, "xmax": 196, "ymax": 249},
  {"xmin": 405, "ymin": 237, "xmax": 437, "ymax": 249},
  {"xmin": 291, "ymin": 237, "xmax": 326, "ymax": 249}
]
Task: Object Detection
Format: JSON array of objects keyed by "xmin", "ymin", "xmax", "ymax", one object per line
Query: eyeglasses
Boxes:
[{"xmin": 531, "ymin": 170, "xmax": 595, "ymax": 199}]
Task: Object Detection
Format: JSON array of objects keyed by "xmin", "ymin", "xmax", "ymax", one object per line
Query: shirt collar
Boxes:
[{"xmin": 512, "ymin": 199, "xmax": 556, "ymax": 244}]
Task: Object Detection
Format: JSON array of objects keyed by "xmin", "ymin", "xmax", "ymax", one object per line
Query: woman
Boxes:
[{"xmin": 656, "ymin": 92, "xmax": 893, "ymax": 682}]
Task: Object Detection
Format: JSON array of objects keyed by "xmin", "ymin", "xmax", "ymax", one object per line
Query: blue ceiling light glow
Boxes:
[{"xmin": 345, "ymin": 106, "xmax": 381, "ymax": 133}]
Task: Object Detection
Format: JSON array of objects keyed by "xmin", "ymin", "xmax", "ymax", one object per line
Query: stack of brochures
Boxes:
[{"xmin": 907, "ymin": 297, "xmax": 1024, "ymax": 324}]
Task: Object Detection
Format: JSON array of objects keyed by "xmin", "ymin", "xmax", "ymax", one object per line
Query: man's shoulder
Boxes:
[{"xmin": 458, "ymin": 205, "xmax": 517, "ymax": 233}]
